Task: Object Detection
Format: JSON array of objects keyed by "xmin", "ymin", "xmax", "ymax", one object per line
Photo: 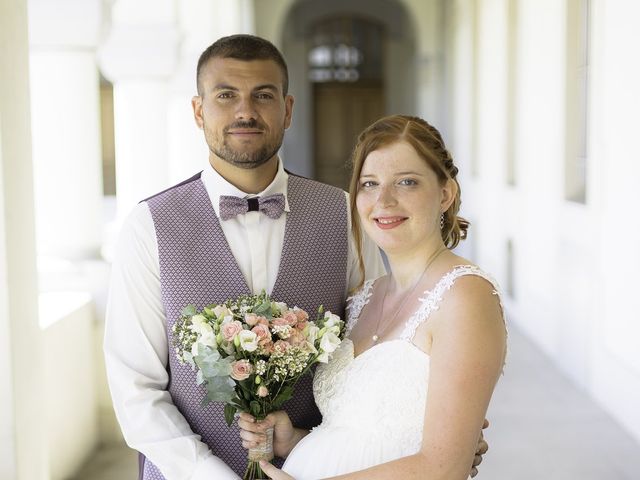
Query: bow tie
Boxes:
[{"xmin": 218, "ymin": 193, "xmax": 286, "ymax": 221}]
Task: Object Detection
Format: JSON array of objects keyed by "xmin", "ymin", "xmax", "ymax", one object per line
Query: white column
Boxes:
[
  {"xmin": 98, "ymin": 0, "xmax": 180, "ymax": 221},
  {"xmin": 168, "ymin": 0, "xmax": 255, "ymax": 183},
  {"xmin": 28, "ymin": 0, "xmax": 104, "ymax": 260},
  {"xmin": 0, "ymin": 0, "xmax": 46, "ymax": 479}
]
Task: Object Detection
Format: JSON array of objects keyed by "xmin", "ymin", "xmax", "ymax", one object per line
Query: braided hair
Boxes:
[{"xmin": 348, "ymin": 115, "xmax": 469, "ymax": 290}]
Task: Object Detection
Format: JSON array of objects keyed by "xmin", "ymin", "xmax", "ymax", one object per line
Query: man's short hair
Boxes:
[{"xmin": 196, "ymin": 34, "xmax": 289, "ymax": 97}]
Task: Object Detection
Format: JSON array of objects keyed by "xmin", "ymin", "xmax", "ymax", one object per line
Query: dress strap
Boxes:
[
  {"xmin": 399, "ymin": 265, "xmax": 505, "ymax": 342},
  {"xmin": 345, "ymin": 279, "xmax": 375, "ymax": 336}
]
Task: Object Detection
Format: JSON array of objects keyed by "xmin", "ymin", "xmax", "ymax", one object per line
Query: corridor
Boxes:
[{"xmin": 70, "ymin": 326, "xmax": 639, "ymax": 480}]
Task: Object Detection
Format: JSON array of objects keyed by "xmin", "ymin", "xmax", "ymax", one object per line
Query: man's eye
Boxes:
[
  {"xmin": 217, "ymin": 92, "xmax": 234, "ymax": 99},
  {"xmin": 255, "ymin": 92, "xmax": 274, "ymax": 100}
]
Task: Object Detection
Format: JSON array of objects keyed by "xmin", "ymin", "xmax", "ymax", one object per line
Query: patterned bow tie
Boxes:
[{"xmin": 218, "ymin": 193, "xmax": 286, "ymax": 221}]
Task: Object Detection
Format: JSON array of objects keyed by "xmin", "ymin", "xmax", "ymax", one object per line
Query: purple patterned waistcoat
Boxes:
[{"xmin": 142, "ymin": 172, "xmax": 348, "ymax": 479}]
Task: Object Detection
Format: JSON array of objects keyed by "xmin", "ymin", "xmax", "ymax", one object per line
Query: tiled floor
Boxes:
[{"xmin": 71, "ymin": 326, "xmax": 640, "ymax": 479}]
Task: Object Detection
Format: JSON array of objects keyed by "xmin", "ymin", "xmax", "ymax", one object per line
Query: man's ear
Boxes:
[
  {"xmin": 192, "ymin": 96, "xmax": 204, "ymax": 129},
  {"xmin": 284, "ymin": 94, "xmax": 294, "ymax": 130}
]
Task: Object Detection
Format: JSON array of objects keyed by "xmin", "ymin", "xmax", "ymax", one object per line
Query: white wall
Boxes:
[
  {"xmin": 590, "ymin": 0, "xmax": 640, "ymax": 442},
  {"xmin": 0, "ymin": 0, "xmax": 47, "ymax": 478},
  {"xmin": 40, "ymin": 294, "xmax": 98, "ymax": 480},
  {"xmin": 447, "ymin": 0, "xmax": 640, "ymax": 444}
]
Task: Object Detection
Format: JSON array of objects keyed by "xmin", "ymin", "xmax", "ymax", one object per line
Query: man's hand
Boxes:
[
  {"xmin": 238, "ymin": 411, "xmax": 300, "ymax": 459},
  {"xmin": 470, "ymin": 419, "xmax": 490, "ymax": 477}
]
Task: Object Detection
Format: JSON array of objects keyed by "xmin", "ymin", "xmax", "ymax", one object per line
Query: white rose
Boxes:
[
  {"xmin": 323, "ymin": 311, "xmax": 341, "ymax": 328},
  {"xmin": 271, "ymin": 301, "xmax": 288, "ymax": 313},
  {"xmin": 199, "ymin": 329, "xmax": 217, "ymax": 349},
  {"xmin": 305, "ymin": 324, "xmax": 320, "ymax": 345},
  {"xmin": 213, "ymin": 305, "xmax": 231, "ymax": 319},
  {"xmin": 238, "ymin": 330, "xmax": 259, "ymax": 352},
  {"xmin": 190, "ymin": 315, "xmax": 209, "ymax": 334},
  {"xmin": 319, "ymin": 331, "xmax": 340, "ymax": 354},
  {"xmin": 316, "ymin": 351, "xmax": 329, "ymax": 363},
  {"xmin": 191, "ymin": 341, "xmax": 200, "ymax": 358}
]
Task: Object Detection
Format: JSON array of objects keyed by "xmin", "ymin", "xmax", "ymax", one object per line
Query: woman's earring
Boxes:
[{"xmin": 440, "ymin": 213, "xmax": 445, "ymax": 230}]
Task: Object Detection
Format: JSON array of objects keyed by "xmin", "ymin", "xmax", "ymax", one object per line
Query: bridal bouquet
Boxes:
[{"xmin": 172, "ymin": 291, "xmax": 344, "ymax": 480}]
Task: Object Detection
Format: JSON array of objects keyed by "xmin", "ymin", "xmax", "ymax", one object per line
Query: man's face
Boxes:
[{"xmin": 192, "ymin": 57, "xmax": 293, "ymax": 170}]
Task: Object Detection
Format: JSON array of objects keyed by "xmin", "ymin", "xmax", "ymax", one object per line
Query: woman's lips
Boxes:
[{"xmin": 374, "ymin": 216, "xmax": 407, "ymax": 230}]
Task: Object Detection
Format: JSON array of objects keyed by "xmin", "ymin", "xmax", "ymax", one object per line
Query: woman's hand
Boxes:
[
  {"xmin": 258, "ymin": 460, "xmax": 295, "ymax": 480},
  {"xmin": 238, "ymin": 411, "xmax": 305, "ymax": 459}
]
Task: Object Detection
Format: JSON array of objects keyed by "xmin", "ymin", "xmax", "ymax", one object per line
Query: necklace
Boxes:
[{"xmin": 371, "ymin": 246, "xmax": 447, "ymax": 344}]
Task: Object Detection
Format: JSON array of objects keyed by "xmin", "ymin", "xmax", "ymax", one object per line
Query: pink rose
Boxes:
[
  {"xmin": 221, "ymin": 321, "xmax": 243, "ymax": 341},
  {"xmin": 271, "ymin": 317, "xmax": 289, "ymax": 327},
  {"xmin": 283, "ymin": 311, "xmax": 298, "ymax": 326},
  {"xmin": 251, "ymin": 324, "xmax": 272, "ymax": 345},
  {"xmin": 261, "ymin": 341, "xmax": 275, "ymax": 354},
  {"xmin": 245, "ymin": 313, "xmax": 260, "ymax": 327},
  {"xmin": 294, "ymin": 307, "xmax": 309, "ymax": 322},
  {"xmin": 257, "ymin": 385, "xmax": 269, "ymax": 398},
  {"xmin": 295, "ymin": 320, "xmax": 308, "ymax": 331},
  {"xmin": 273, "ymin": 340, "xmax": 290, "ymax": 353},
  {"xmin": 230, "ymin": 360, "xmax": 253, "ymax": 381},
  {"xmin": 287, "ymin": 329, "xmax": 306, "ymax": 347}
]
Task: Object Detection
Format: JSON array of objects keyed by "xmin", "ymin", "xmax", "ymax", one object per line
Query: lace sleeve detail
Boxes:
[
  {"xmin": 399, "ymin": 265, "xmax": 507, "ymax": 342},
  {"xmin": 345, "ymin": 280, "xmax": 375, "ymax": 336}
]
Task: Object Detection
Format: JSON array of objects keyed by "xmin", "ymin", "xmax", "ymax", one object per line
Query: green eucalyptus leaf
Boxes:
[
  {"xmin": 250, "ymin": 400, "xmax": 261, "ymax": 417},
  {"xmin": 272, "ymin": 386, "xmax": 294, "ymax": 408},
  {"xmin": 224, "ymin": 404, "xmax": 237, "ymax": 427},
  {"xmin": 182, "ymin": 305, "xmax": 197, "ymax": 317}
]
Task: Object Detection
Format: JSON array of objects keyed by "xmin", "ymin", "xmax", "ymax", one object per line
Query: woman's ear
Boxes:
[{"xmin": 440, "ymin": 178, "xmax": 457, "ymax": 212}]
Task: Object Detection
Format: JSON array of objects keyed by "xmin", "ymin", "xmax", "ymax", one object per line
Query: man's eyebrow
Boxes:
[
  {"xmin": 211, "ymin": 84, "xmax": 280, "ymax": 93},
  {"xmin": 253, "ymin": 84, "xmax": 279, "ymax": 92},
  {"xmin": 213, "ymin": 84, "xmax": 239, "ymax": 91}
]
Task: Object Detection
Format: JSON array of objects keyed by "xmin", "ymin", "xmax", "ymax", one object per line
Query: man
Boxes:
[{"xmin": 105, "ymin": 34, "xmax": 486, "ymax": 480}]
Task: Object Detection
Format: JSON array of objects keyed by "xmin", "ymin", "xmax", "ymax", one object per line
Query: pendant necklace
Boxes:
[{"xmin": 371, "ymin": 246, "xmax": 447, "ymax": 344}]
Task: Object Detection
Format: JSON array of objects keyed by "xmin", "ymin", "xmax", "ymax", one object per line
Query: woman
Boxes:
[{"xmin": 239, "ymin": 115, "xmax": 507, "ymax": 480}]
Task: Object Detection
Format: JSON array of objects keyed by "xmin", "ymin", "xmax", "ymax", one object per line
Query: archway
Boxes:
[{"xmin": 280, "ymin": 0, "xmax": 417, "ymax": 187}]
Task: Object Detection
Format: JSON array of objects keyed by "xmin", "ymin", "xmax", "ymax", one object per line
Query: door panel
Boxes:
[{"xmin": 313, "ymin": 83, "xmax": 384, "ymax": 190}]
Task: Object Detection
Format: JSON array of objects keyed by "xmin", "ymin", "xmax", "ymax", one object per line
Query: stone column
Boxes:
[
  {"xmin": 98, "ymin": 0, "xmax": 180, "ymax": 222},
  {"xmin": 0, "ymin": 0, "xmax": 46, "ymax": 478},
  {"xmin": 28, "ymin": 0, "xmax": 104, "ymax": 260},
  {"xmin": 168, "ymin": 0, "xmax": 256, "ymax": 183}
]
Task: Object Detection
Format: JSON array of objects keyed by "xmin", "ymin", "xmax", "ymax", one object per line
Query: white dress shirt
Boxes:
[{"xmin": 104, "ymin": 160, "xmax": 385, "ymax": 480}]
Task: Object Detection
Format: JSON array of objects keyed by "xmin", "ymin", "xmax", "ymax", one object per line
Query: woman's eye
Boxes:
[
  {"xmin": 399, "ymin": 178, "xmax": 417, "ymax": 186},
  {"xmin": 361, "ymin": 180, "xmax": 377, "ymax": 188}
]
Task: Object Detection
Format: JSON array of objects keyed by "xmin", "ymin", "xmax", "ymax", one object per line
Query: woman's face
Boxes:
[{"xmin": 356, "ymin": 141, "xmax": 452, "ymax": 256}]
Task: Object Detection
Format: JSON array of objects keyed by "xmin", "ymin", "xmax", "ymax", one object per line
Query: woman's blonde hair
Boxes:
[{"xmin": 349, "ymin": 115, "xmax": 469, "ymax": 290}]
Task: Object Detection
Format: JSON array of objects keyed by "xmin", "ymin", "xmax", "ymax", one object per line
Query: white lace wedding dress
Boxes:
[{"xmin": 282, "ymin": 265, "xmax": 503, "ymax": 479}]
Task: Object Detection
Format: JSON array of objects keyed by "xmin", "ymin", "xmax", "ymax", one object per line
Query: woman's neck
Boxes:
[{"xmin": 385, "ymin": 241, "xmax": 448, "ymax": 290}]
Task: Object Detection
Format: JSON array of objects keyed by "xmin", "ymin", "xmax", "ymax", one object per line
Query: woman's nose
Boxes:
[{"xmin": 376, "ymin": 184, "xmax": 397, "ymax": 207}]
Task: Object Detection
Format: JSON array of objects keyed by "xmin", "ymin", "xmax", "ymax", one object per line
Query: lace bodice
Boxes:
[{"xmin": 311, "ymin": 265, "xmax": 504, "ymax": 449}]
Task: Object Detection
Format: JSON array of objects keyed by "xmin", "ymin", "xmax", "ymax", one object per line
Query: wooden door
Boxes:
[{"xmin": 313, "ymin": 83, "xmax": 385, "ymax": 190}]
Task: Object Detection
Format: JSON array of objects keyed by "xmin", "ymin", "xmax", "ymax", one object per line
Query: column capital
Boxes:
[
  {"xmin": 98, "ymin": 23, "xmax": 181, "ymax": 82},
  {"xmin": 28, "ymin": 0, "xmax": 103, "ymax": 49}
]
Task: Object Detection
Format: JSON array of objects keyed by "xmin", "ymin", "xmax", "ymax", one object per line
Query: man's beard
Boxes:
[{"xmin": 209, "ymin": 120, "xmax": 284, "ymax": 170}]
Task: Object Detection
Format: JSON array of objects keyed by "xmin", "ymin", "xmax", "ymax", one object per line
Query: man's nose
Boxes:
[{"xmin": 235, "ymin": 96, "xmax": 258, "ymax": 120}]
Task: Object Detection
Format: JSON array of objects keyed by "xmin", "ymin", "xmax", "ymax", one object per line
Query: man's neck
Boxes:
[{"xmin": 209, "ymin": 156, "xmax": 279, "ymax": 194}]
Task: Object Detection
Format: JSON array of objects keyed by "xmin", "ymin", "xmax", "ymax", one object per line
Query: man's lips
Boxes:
[
  {"xmin": 374, "ymin": 216, "xmax": 407, "ymax": 229},
  {"xmin": 226, "ymin": 129, "xmax": 263, "ymax": 135}
]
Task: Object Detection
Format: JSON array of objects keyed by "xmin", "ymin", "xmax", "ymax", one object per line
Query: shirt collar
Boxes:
[{"xmin": 201, "ymin": 159, "xmax": 290, "ymax": 217}]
